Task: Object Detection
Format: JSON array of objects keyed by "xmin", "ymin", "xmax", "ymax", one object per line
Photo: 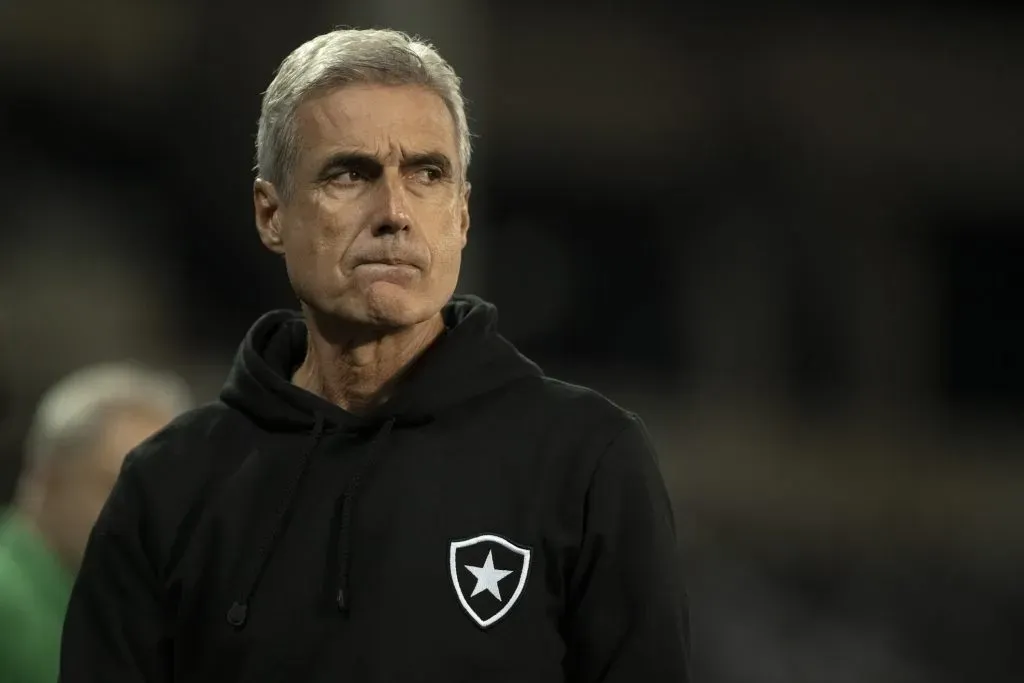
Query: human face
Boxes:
[
  {"xmin": 254, "ymin": 84, "xmax": 470, "ymax": 329},
  {"xmin": 42, "ymin": 406, "xmax": 172, "ymax": 569}
]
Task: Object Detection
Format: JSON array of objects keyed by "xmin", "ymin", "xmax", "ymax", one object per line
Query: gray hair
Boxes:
[
  {"xmin": 256, "ymin": 28, "xmax": 472, "ymax": 198},
  {"xmin": 24, "ymin": 361, "xmax": 193, "ymax": 467}
]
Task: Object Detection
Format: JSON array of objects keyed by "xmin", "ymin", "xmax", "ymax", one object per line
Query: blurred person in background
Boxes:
[
  {"xmin": 0, "ymin": 362, "xmax": 191, "ymax": 683},
  {"xmin": 62, "ymin": 28, "xmax": 688, "ymax": 683}
]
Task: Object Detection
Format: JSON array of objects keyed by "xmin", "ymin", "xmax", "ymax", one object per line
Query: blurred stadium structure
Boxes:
[{"xmin": 1, "ymin": 1, "xmax": 1022, "ymax": 681}]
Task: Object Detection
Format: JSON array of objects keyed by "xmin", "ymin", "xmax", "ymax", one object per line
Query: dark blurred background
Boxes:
[{"xmin": 1, "ymin": 1, "xmax": 1022, "ymax": 681}]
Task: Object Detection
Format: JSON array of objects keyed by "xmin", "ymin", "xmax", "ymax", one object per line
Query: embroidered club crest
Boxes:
[{"xmin": 449, "ymin": 533, "xmax": 531, "ymax": 629}]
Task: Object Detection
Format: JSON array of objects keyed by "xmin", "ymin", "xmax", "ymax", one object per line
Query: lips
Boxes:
[{"xmin": 354, "ymin": 255, "xmax": 422, "ymax": 269}]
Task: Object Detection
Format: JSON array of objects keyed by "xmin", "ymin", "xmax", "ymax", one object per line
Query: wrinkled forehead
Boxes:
[{"xmin": 293, "ymin": 83, "xmax": 459, "ymax": 166}]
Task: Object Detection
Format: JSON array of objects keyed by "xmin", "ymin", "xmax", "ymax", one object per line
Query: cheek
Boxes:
[
  {"xmin": 430, "ymin": 205, "xmax": 467, "ymax": 264},
  {"xmin": 294, "ymin": 205, "xmax": 342, "ymax": 256},
  {"xmin": 425, "ymin": 232, "xmax": 465, "ymax": 301},
  {"xmin": 434, "ymin": 230, "xmax": 465, "ymax": 264},
  {"xmin": 283, "ymin": 206, "xmax": 351, "ymax": 281}
]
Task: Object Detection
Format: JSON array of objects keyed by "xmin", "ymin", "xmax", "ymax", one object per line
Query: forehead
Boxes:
[{"xmin": 294, "ymin": 83, "xmax": 458, "ymax": 162}]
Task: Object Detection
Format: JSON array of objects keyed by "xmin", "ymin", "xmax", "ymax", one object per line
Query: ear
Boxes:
[
  {"xmin": 254, "ymin": 178, "xmax": 285, "ymax": 255},
  {"xmin": 458, "ymin": 182, "xmax": 471, "ymax": 247}
]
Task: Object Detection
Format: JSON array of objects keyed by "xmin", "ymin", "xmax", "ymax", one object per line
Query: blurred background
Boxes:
[{"xmin": 1, "ymin": 0, "xmax": 1022, "ymax": 681}]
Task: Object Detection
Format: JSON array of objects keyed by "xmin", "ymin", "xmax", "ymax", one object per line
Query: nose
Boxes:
[{"xmin": 371, "ymin": 170, "xmax": 412, "ymax": 237}]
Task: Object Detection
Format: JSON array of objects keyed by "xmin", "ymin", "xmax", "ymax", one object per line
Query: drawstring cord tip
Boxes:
[
  {"xmin": 226, "ymin": 601, "xmax": 249, "ymax": 627},
  {"xmin": 336, "ymin": 588, "xmax": 348, "ymax": 612}
]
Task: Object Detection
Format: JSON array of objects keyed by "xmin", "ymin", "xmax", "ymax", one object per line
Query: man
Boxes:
[
  {"xmin": 0, "ymin": 362, "xmax": 191, "ymax": 683},
  {"xmin": 61, "ymin": 28, "xmax": 689, "ymax": 682}
]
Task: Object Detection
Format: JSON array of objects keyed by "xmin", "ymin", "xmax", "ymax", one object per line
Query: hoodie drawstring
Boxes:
[
  {"xmin": 334, "ymin": 416, "xmax": 395, "ymax": 613},
  {"xmin": 226, "ymin": 413, "xmax": 326, "ymax": 629}
]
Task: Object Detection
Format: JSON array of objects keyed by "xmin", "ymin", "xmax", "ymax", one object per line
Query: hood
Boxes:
[
  {"xmin": 220, "ymin": 294, "xmax": 542, "ymax": 431},
  {"xmin": 215, "ymin": 295, "xmax": 543, "ymax": 631}
]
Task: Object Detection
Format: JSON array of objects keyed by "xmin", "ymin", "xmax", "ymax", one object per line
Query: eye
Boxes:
[
  {"xmin": 412, "ymin": 166, "xmax": 444, "ymax": 184},
  {"xmin": 329, "ymin": 169, "xmax": 365, "ymax": 185}
]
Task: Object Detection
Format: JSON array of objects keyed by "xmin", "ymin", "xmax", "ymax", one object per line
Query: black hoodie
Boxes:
[{"xmin": 61, "ymin": 295, "xmax": 689, "ymax": 682}]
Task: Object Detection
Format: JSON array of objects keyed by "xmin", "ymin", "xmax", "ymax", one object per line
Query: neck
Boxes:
[{"xmin": 293, "ymin": 308, "xmax": 445, "ymax": 413}]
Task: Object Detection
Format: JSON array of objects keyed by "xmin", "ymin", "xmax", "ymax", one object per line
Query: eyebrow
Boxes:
[
  {"xmin": 403, "ymin": 152, "xmax": 453, "ymax": 177},
  {"xmin": 316, "ymin": 150, "xmax": 454, "ymax": 179}
]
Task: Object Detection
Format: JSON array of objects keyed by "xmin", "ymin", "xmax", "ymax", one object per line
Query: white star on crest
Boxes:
[{"xmin": 464, "ymin": 550, "xmax": 513, "ymax": 601}]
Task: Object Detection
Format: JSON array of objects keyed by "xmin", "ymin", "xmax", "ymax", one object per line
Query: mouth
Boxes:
[
  {"xmin": 352, "ymin": 260, "xmax": 421, "ymax": 284},
  {"xmin": 355, "ymin": 256, "xmax": 421, "ymax": 269}
]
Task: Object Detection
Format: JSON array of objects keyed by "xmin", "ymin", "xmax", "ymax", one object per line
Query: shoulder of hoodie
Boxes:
[
  {"xmin": 118, "ymin": 400, "xmax": 250, "ymax": 495},
  {"xmin": 512, "ymin": 373, "xmax": 659, "ymax": 465}
]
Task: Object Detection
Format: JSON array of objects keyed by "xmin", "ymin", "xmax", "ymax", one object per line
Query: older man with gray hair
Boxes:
[
  {"xmin": 0, "ymin": 361, "xmax": 191, "ymax": 683},
  {"xmin": 62, "ymin": 28, "xmax": 689, "ymax": 682}
]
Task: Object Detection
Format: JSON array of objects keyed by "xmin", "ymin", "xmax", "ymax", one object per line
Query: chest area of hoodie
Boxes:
[{"xmin": 171, "ymin": 422, "xmax": 591, "ymax": 665}]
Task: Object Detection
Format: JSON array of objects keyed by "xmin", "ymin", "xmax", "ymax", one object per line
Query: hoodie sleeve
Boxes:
[
  {"xmin": 563, "ymin": 414, "xmax": 690, "ymax": 683},
  {"xmin": 60, "ymin": 453, "xmax": 172, "ymax": 683}
]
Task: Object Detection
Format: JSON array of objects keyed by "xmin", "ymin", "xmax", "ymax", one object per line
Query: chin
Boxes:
[{"xmin": 350, "ymin": 283, "xmax": 442, "ymax": 329}]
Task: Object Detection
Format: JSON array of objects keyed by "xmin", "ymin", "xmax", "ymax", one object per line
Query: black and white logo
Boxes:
[{"xmin": 449, "ymin": 533, "xmax": 531, "ymax": 629}]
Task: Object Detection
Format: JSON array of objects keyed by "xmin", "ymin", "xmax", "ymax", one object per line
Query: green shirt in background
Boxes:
[{"xmin": 0, "ymin": 511, "xmax": 73, "ymax": 683}]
